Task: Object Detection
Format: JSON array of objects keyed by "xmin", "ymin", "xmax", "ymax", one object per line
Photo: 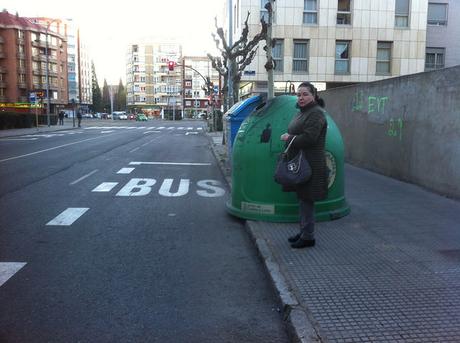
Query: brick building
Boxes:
[{"xmin": 0, "ymin": 10, "xmax": 68, "ymax": 114}]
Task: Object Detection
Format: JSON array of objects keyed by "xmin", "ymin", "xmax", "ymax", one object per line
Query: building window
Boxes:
[
  {"xmin": 303, "ymin": 0, "xmax": 318, "ymax": 24},
  {"xmin": 260, "ymin": 0, "xmax": 275, "ymax": 23},
  {"xmin": 428, "ymin": 3, "xmax": 448, "ymax": 26},
  {"xmin": 272, "ymin": 39, "xmax": 284, "ymax": 72},
  {"xmin": 376, "ymin": 42, "xmax": 392, "ymax": 75},
  {"xmin": 395, "ymin": 0, "xmax": 410, "ymax": 27},
  {"xmin": 425, "ymin": 47, "xmax": 445, "ymax": 70},
  {"xmin": 337, "ymin": 0, "xmax": 351, "ymax": 25},
  {"xmin": 293, "ymin": 40, "xmax": 309, "ymax": 72},
  {"xmin": 335, "ymin": 41, "xmax": 350, "ymax": 74}
]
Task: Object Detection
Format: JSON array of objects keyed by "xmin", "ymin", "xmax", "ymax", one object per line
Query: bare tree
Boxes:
[{"xmin": 207, "ymin": 12, "xmax": 267, "ymax": 110}]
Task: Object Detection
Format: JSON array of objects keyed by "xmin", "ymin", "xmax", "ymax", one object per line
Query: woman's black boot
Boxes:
[
  {"xmin": 290, "ymin": 238, "xmax": 315, "ymax": 249},
  {"xmin": 288, "ymin": 233, "xmax": 301, "ymax": 243}
]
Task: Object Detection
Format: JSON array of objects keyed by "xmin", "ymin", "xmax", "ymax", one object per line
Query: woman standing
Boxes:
[{"xmin": 280, "ymin": 82, "xmax": 328, "ymax": 249}]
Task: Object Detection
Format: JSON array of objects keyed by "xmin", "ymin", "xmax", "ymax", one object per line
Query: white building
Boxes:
[
  {"xmin": 181, "ymin": 56, "xmax": 220, "ymax": 118},
  {"xmin": 126, "ymin": 41, "xmax": 182, "ymax": 117},
  {"xmin": 425, "ymin": 0, "xmax": 460, "ymax": 70},
  {"xmin": 225, "ymin": 0, "xmax": 429, "ymax": 96}
]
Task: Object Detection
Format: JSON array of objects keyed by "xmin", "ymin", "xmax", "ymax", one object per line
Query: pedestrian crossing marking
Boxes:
[
  {"xmin": 0, "ymin": 262, "xmax": 27, "ymax": 287},
  {"xmin": 92, "ymin": 182, "xmax": 119, "ymax": 192},
  {"xmin": 46, "ymin": 208, "xmax": 89, "ymax": 226}
]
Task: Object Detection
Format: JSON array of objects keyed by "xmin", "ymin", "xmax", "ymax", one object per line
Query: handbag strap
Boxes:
[{"xmin": 284, "ymin": 136, "xmax": 296, "ymax": 153}]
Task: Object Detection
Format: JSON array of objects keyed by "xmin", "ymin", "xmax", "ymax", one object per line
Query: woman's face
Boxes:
[{"xmin": 297, "ymin": 86, "xmax": 314, "ymax": 107}]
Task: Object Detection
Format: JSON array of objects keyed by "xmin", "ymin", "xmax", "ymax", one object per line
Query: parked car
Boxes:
[
  {"xmin": 136, "ymin": 114, "xmax": 148, "ymax": 121},
  {"xmin": 128, "ymin": 114, "xmax": 136, "ymax": 120}
]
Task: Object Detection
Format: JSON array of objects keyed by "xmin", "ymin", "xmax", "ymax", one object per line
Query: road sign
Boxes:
[
  {"xmin": 213, "ymin": 85, "xmax": 219, "ymax": 94},
  {"xmin": 29, "ymin": 92, "xmax": 36, "ymax": 103}
]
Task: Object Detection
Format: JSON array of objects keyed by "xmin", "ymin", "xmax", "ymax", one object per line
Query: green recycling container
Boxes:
[{"xmin": 226, "ymin": 95, "xmax": 350, "ymax": 222}]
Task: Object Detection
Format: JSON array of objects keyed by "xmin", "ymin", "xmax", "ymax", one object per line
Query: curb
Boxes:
[{"xmin": 245, "ymin": 221, "xmax": 322, "ymax": 343}]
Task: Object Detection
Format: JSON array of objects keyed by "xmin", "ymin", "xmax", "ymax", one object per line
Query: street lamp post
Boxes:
[{"xmin": 44, "ymin": 19, "xmax": 59, "ymax": 127}]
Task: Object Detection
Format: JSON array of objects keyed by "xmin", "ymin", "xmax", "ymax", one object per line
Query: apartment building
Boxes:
[
  {"xmin": 425, "ymin": 0, "xmax": 460, "ymax": 70},
  {"xmin": 226, "ymin": 0, "xmax": 428, "ymax": 95},
  {"xmin": 126, "ymin": 41, "xmax": 182, "ymax": 117},
  {"xmin": 0, "ymin": 10, "xmax": 68, "ymax": 114},
  {"xmin": 181, "ymin": 56, "xmax": 220, "ymax": 118},
  {"xmin": 29, "ymin": 17, "xmax": 92, "ymax": 112}
]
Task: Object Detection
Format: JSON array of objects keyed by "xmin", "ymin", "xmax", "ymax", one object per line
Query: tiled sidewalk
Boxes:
[{"xmin": 248, "ymin": 164, "xmax": 460, "ymax": 342}]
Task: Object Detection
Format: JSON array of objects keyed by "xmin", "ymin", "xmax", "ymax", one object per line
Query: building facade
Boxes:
[
  {"xmin": 30, "ymin": 17, "xmax": 92, "ymax": 112},
  {"xmin": 0, "ymin": 10, "xmax": 68, "ymax": 114},
  {"xmin": 126, "ymin": 41, "xmax": 182, "ymax": 117},
  {"xmin": 226, "ymin": 0, "xmax": 429, "ymax": 96},
  {"xmin": 181, "ymin": 56, "xmax": 220, "ymax": 118},
  {"xmin": 425, "ymin": 0, "xmax": 460, "ymax": 70}
]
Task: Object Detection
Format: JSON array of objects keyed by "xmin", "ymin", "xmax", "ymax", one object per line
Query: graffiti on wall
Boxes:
[{"xmin": 352, "ymin": 90, "xmax": 405, "ymax": 141}]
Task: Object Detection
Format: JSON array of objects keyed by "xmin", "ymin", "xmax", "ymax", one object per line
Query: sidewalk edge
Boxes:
[{"xmin": 245, "ymin": 221, "xmax": 322, "ymax": 343}]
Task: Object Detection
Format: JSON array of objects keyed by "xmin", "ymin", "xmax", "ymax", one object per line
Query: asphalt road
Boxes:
[{"xmin": 0, "ymin": 120, "xmax": 289, "ymax": 342}]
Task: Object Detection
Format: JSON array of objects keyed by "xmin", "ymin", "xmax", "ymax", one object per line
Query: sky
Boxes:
[{"xmin": 3, "ymin": 0, "xmax": 226, "ymax": 85}]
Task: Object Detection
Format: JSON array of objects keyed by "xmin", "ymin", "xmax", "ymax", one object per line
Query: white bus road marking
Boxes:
[
  {"xmin": 0, "ymin": 134, "xmax": 116, "ymax": 163},
  {"xmin": 0, "ymin": 262, "xmax": 27, "ymax": 287},
  {"xmin": 114, "ymin": 178, "xmax": 225, "ymax": 197},
  {"xmin": 92, "ymin": 182, "xmax": 119, "ymax": 192},
  {"xmin": 70, "ymin": 169, "xmax": 99, "ymax": 185},
  {"xmin": 101, "ymin": 130, "xmax": 114, "ymax": 133},
  {"xmin": 129, "ymin": 147, "xmax": 140, "ymax": 153},
  {"xmin": 185, "ymin": 132, "xmax": 199, "ymax": 135},
  {"xmin": 129, "ymin": 161, "xmax": 211, "ymax": 166},
  {"xmin": 117, "ymin": 167, "xmax": 135, "ymax": 174},
  {"xmin": 46, "ymin": 208, "xmax": 89, "ymax": 226}
]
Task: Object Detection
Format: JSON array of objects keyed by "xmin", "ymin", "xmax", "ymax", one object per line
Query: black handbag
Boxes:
[{"xmin": 274, "ymin": 136, "xmax": 312, "ymax": 186}]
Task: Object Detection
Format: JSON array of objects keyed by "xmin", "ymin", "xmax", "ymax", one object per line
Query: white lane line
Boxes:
[
  {"xmin": 92, "ymin": 182, "xmax": 119, "ymax": 192},
  {"xmin": 129, "ymin": 147, "xmax": 140, "ymax": 153},
  {"xmin": 117, "ymin": 167, "xmax": 135, "ymax": 174},
  {"xmin": 70, "ymin": 169, "xmax": 99, "ymax": 185},
  {"xmin": 101, "ymin": 130, "xmax": 114, "ymax": 133},
  {"xmin": 129, "ymin": 161, "xmax": 211, "ymax": 166},
  {"xmin": 0, "ymin": 134, "xmax": 116, "ymax": 163},
  {"xmin": 185, "ymin": 132, "xmax": 199, "ymax": 135},
  {"xmin": 0, "ymin": 262, "xmax": 27, "ymax": 287},
  {"xmin": 0, "ymin": 138, "xmax": 38, "ymax": 141},
  {"xmin": 46, "ymin": 208, "xmax": 89, "ymax": 226}
]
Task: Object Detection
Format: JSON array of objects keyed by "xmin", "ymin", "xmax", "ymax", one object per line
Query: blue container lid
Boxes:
[{"xmin": 226, "ymin": 95, "xmax": 262, "ymax": 118}]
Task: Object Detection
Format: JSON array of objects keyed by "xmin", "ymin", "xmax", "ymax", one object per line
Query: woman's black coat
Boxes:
[{"xmin": 284, "ymin": 102, "xmax": 328, "ymax": 202}]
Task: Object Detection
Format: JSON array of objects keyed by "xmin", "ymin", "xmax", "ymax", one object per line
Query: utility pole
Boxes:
[
  {"xmin": 227, "ymin": 0, "xmax": 233, "ymax": 109},
  {"xmin": 266, "ymin": 0, "xmax": 275, "ymax": 100}
]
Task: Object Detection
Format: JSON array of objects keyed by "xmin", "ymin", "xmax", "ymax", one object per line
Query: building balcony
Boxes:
[
  {"xmin": 0, "ymin": 52, "xmax": 5, "ymax": 58},
  {"xmin": 18, "ymin": 82, "xmax": 27, "ymax": 89},
  {"xmin": 0, "ymin": 66, "xmax": 6, "ymax": 73},
  {"xmin": 0, "ymin": 95, "xmax": 8, "ymax": 102},
  {"xmin": 17, "ymin": 52, "xmax": 25, "ymax": 59},
  {"xmin": 0, "ymin": 81, "xmax": 6, "ymax": 88}
]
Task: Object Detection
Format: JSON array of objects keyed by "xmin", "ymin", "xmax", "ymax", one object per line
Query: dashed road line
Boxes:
[
  {"xmin": 70, "ymin": 169, "xmax": 99, "ymax": 185},
  {"xmin": 92, "ymin": 182, "xmax": 119, "ymax": 192},
  {"xmin": 46, "ymin": 208, "xmax": 89, "ymax": 226},
  {"xmin": 0, "ymin": 262, "xmax": 27, "ymax": 287},
  {"xmin": 117, "ymin": 167, "xmax": 135, "ymax": 174}
]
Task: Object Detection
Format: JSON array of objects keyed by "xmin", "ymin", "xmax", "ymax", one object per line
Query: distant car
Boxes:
[
  {"xmin": 136, "ymin": 114, "xmax": 148, "ymax": 121},
  {"xmin": 83, "ymin": 113, "xmax": 93, "ymax": 119},
  {"xmin": 128, "ymin": 114, "xmax": 135, "ymax": 120},
  {"xmin": 119, "ymin": 114, "xmax": 128, "ymax": 120}
]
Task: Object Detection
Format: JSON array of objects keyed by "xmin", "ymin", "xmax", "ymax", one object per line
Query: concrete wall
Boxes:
[{"xmin": 320, "ymin": 65, "xmax": 460, "ymax": 199}]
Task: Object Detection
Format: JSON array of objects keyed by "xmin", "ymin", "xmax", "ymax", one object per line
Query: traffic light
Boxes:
[{"xmin": 168, "ymin": 61, "xmax": 175, "ymax": 71}]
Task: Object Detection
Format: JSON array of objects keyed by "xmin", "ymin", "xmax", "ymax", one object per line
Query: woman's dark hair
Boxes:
[{"xmin": 298, "ymin": 82, "xmax": 325, "ymax": 108}]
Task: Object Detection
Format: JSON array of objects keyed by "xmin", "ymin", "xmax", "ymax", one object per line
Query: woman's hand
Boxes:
[{"xmin": 280, "ymin": 133, "xmax": 291, "ymax": 141}]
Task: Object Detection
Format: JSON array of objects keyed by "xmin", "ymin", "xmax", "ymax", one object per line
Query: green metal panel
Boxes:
[{"xmin": 226, "ymin": 95, "xmax": 350, "ymax": 222}]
